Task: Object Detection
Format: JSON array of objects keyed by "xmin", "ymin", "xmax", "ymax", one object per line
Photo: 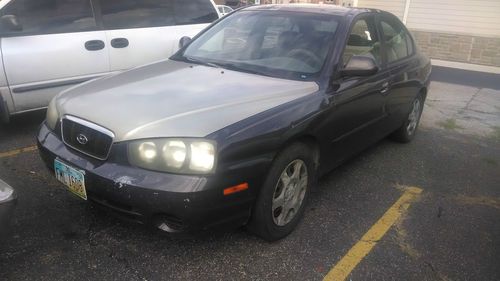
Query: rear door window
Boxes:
[
  {"xmin": 0, "ymin": 0, "xmax": 96, "ymax": 36},
  {"xmin": 99, "ymin": 0, "xmax": 218, "ymax": 30},
  {"xmin": 379, "ymin": 16, "xmax": 412, "ymax": 63}
]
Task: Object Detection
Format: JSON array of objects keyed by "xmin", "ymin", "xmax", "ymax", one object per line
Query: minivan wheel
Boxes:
[
  {"xmin": 390, "ymin": 94, "xmax": 424, "ymax": 143},
  {"xmin": 247, "ymin": 143, "xmax": 315, "ymax": 241}
]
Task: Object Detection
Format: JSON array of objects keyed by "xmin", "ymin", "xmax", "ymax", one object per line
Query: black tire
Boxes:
[
  {"xmin": 247, "ymin": 142, "xmax": 316, "ymax": 241},
  {"xmin": 390, "ymin": 93, "xmax": 424, "ymax": 143}
]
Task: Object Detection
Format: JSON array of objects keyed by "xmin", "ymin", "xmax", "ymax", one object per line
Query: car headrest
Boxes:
[{"xmin": 277, "ymin": 31, "xmax": 300, "ymax": 49}]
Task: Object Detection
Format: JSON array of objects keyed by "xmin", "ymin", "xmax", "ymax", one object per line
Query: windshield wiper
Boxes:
[
  {"xmin": 216, "ymin": 62, "xmax": 271, "ymax": 77},
  {"xmin": 184, "ymin": 56, "xmax": 220, "ymax": 68}
]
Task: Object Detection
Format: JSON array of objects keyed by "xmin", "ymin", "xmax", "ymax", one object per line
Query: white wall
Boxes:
[
  {"xmin": 406, "ymin": 0, "xmax": 500, "ymax": 37},
  {"xmin": 357, "ymin": 0, "xmax": 500, "ymax": 37},
  {"xmin": 357, "ymin": 0, "xmax": 406, "ymax": 19}
]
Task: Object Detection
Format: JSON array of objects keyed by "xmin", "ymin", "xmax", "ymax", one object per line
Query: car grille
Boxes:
[{"xmin": 61, "ymin": 116, "xmax": 114, "ymax": 160}]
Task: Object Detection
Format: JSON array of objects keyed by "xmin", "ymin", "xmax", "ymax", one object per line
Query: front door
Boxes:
[
  {"xmin": 0, "ymin": 0, "xmax": 110, "ymax": 113},
  {"xmin": 322, "ymin": 15, "xmax": 391, "ymax": 170}
]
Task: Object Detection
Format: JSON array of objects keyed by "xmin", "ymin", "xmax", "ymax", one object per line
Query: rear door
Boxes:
[
  {"xmin": 0, "ymin": 0, "xmax": 110, "ymax": 113},
  {"xmin": 378, "ymin": 14, "xmax": 422, "ymax": 126},
  {"xmin": 98, "ymin": 0, "xmax": 219, "ymax": 72}
]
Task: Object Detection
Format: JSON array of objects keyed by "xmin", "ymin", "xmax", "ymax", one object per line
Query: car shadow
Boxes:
[{"xmin": 0, "ymin": 110, "xmax": 46, "ymax": 139}]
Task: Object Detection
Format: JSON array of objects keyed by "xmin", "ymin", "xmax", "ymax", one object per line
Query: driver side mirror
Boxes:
[
  {"xmin": 178, "ymin": 36, "xmax": 192, "ymax": 49},
  {"xmin": 341, "ymin": 55, "xmax": 379, "ymax": 77},
  {"xmin": 0, "ymin": 15, "xmax": 22, "ymax": 32}
]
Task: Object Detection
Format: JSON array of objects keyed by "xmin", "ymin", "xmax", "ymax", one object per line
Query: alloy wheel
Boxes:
[
  {"xmin": 407, "ymin": 98, "xmax": 422, "ymax": 135},
  {"xmin": 271, "ymin": 159, "xmax": 308, "ymax": 226}
]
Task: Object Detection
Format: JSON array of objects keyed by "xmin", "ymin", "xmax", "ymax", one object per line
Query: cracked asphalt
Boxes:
[{"xmin": 0, "ymin": 67, "xmax": 499, "ymax": 281}]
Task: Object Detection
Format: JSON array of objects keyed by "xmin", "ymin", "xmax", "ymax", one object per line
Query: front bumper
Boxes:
[{"xmin": 37, "ymin": 123, "xmax": 266, "ymax": 234}]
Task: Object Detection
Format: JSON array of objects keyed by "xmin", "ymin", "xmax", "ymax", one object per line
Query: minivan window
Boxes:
[
  {"xmin": 173, "ymin": 0, "xmax": 219, "ymax": 25},
  {"xmin": 100, "ymin": 0, "xmax": 218, "ymax": 30},
  {"xmin": 380, "ymin": 17, "xmax": 410, "ymax": 63},
  {"xmin": 0, "ymin": 0, "xmax": 96, "ymax": 35}
]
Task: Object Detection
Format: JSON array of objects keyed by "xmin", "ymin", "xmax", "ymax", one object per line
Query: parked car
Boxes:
[
  {"xmin": 217, "ymin": 5, "xmax": 234, "ymax": 16},
  {"xmin": 37, "ymin": 5, "xmax": 431, "ymax": 241},
  {"xmin": 0, "ymin": 179, "xmax": 17, "ymax": 239},
  {"xmin": 0, "ymin": 0, "xmax": 220, "ymax": 123}
]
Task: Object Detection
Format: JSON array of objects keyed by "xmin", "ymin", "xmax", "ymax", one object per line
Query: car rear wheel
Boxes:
[
  {"xmin": 247, "ymin": 143, "xmax": 315, "ymax": 241},
  {"xmin": 390, "ymin": 93, "xmax": 424, "ymax": 143}
]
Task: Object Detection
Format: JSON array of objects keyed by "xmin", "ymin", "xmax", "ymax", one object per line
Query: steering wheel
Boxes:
[{"xmin": 286, "ymin": 48, "xmax": 323, "ymax": 68}]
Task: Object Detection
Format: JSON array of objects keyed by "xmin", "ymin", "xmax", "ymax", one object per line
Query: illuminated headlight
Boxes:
[
  {"xmin": 46, "ymin": 98, "xmax": 59, "ymax": 130},
  {"xmin": 128, "ymin": 139, "xmax": 216, "ymax": 174}
]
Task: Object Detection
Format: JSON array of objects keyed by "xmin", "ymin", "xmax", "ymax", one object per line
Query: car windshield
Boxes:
[{"xmin": 177, "ymin": 11, "xmax": 340, "ymax": 80}]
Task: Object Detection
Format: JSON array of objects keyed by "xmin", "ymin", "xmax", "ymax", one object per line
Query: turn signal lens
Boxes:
[
  {"xmin": 46, "ymin": 98, "xmax": 59, "ymax": 130},
  {"xmin": 224, "ymin": 183, "xmax": 249, "ymax": 196}
]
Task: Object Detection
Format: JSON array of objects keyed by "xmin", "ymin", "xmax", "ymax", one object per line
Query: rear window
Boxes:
[{"xmin": 100, "ymin": 0, "xmax": 218, "ymax": 30}]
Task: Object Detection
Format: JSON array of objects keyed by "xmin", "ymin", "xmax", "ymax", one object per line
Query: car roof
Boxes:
[{"xmin": 242, "ymin": 4, "xmax": 375, "ymax": 17}]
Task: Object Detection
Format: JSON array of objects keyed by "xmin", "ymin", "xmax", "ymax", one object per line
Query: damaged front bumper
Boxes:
[{"xmin": 37, "ymin": 123, "xmax": 257, "ymax": 234}]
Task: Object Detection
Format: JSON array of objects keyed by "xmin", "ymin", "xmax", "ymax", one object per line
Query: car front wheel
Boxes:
[{"xmin": 247, "ymin": 143, "xmax": 315, "ymax": 241}]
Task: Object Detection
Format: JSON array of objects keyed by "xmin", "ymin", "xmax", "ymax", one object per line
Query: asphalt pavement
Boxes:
[{"xmin": 0, "ymin": 68, "xmax": 499, "ymax": 281}]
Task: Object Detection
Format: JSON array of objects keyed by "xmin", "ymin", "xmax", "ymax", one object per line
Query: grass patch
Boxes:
[
  {"xmin": 438, "ymin": 118, "xmax": 462, "ymax": 131},
  {"xmin": 483, "ymin": 157, "xmax": 498, "ymax": 166},
  {"xmin": 490, "ymin": 126, "xmax": 500, "ymax": 141}
]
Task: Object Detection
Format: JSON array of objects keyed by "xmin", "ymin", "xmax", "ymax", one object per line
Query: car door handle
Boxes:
[
  {"xmin": 111, "ymin": 38, "xmax": 129, "ymax": 48},
  {"xmin": 85, "ymin": 40, "xmax": 105, "ymax": 51},
  {"xmin": 380, "ymin": 82, "xmax": 390, "ymax": 94}
]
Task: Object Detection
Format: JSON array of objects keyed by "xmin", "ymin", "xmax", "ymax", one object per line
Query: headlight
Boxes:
[
  {"xmin": 128, "ymin": 139, "xmax": 216, "ymax": 174},
  {"xmin": 46, "ymin": 98, "xmax": 59, "ymax": 130}
]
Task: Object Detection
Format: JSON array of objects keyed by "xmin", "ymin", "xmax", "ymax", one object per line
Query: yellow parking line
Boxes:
[
  {"xmin": 0, "ymin": 145, "xmax": 38, "ymax": 159},
  {"xmin": 323, "ymin": 187, "xmax": 423, "ymax": 281}
]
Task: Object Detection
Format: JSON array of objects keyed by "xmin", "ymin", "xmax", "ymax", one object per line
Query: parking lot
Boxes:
[{"xmin": 1, "ymin": 68, "xmax": 499, "ymax": 281}]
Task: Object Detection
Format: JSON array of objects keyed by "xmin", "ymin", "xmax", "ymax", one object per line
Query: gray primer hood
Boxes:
[{"xmin": 57, "ymin": 60, "xmax": 319, "ymax": 142}]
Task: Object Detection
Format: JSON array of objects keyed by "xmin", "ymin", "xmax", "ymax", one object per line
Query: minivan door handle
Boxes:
[
  {"xmin": 380, "ymin": 82, "xmax": 390, "ymax": 95},
  {"xmin": 111, "ymin": 38, "xmax": 129, "ymax": 49},
  {"xmin": 85, "ymin": 40, "xmax": 105, "ymax": 51}
]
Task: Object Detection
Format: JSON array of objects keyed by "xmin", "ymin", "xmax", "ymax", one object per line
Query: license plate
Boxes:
[{"xmin": 54, "ymin": 159, "xmax": 87, "ymax": 200}]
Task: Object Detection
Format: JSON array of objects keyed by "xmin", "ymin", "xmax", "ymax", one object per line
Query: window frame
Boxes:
[
  {"xmin": 376, "ymin": 13, "xmax": 416, "ymax": 67},
  {"xmin": 339, "ymin": 13, "xmax": 384, "ymax": 70},
  {"xmin": 0, "ymin": 0, "xmax": 99, "ymax": 37}
]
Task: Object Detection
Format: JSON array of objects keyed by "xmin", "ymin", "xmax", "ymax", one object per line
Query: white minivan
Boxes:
[{"xmin": 0, "ymin": 0, "xmax": 220, "ymax": 122}]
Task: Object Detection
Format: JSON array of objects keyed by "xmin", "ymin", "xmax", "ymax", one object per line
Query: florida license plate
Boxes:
[{"xmin": 54, "ymin": 159, "xmax": 87, "ymax": 200}]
